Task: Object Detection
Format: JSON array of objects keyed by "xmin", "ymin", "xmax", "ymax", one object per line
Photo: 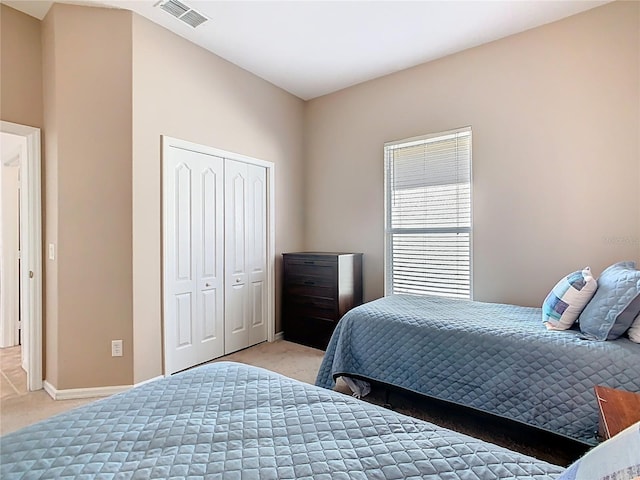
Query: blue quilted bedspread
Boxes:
[
  {"xmin": 1, "ymin": 362, "xmax": 563, "ymax": 479},
  {"xmin": 316, "ymin": 295, "xmax": 640, "ymax": 445}
]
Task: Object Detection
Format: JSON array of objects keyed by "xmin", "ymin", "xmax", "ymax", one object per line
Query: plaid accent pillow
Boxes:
[{"xmin": 543, "ymin": 267, "xmax": 598, "ymax": 330}]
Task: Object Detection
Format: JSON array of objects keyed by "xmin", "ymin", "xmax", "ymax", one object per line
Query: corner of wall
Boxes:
[{"xmin": 42, "ymin": 3, "xmax": 134, "ymax": 390}]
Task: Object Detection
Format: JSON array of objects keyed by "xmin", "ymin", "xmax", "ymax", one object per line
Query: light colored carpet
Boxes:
[
  {"xmin": 209, "ymin": 339, "xmax": 325, "ymax": 385},
  {"xmin": 0, "ymin": 346, "xmax": 102, "ymax": 435}
]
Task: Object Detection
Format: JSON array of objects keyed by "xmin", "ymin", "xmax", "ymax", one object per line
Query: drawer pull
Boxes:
[
  {"xmin": 304, "ymin": 261, "xmax": 315, "ymax": 265},
  {"xmin": 304, "ymin": 281, "xmax": 315, "ymax": 286}
]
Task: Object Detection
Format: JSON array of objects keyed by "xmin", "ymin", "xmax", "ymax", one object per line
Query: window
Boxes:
[{"xmin": 384, "ymin": 127, "xmax": 472, "ymax": 299}]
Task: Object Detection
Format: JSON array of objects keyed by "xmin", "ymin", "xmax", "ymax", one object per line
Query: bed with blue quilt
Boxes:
[
  {"xmin": 0, "ymin": 361, "xmax": 567, "ymax": 479},
  {"xmin": 316, "ymin": 295, "xmax": 640, "ymax": 446}
]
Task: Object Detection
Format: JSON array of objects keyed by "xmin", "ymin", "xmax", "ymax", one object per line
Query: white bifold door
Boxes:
[
  {"xmin": 224, "ymin": 160, "xmax": 268, "ymax": 355},
  {"xmin": 164, "ymin": 143, "xmax": 268, "ymax": 375}
]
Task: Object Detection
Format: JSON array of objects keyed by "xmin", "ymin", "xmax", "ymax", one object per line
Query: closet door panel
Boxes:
[
  {"xmin": 165, "ymin": 155, "xmax": 197, "ymax": 373},
  {"xmin": 224, "ymin": 160, "xmax": 249, "ymax": 354},
  {"xmin": 247, "ymin": 165, "xmax": 267, "ymax": 345},
  {"xmin": 197, "ymin": 162, "xmax": 224, "ymax": 352},
  {"xmin": 224, "ymin": 161, "xmax": 268, "ymax": 353},
  {"xmin": 164, "ymin": 148, "xmax": 224, "ymax": 374}
]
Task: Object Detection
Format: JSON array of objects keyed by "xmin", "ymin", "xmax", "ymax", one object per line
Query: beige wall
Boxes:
[
  {"xmin": 42, "ymin": 4, "xmax": 133, "ymax": 389},
  {"xmin": 0, "ymin": 4, "xmax": 43, "ymax": 128},
  {"xmin": 304, "ymin": 1, "xmax": 640, "ymax": 307},
  {"xmin": 8, "ymin": 0, "xmax": 639, "ymax": 389},
  {"xmin": 131, "ymin": 15, "xmax": 305, "ymax": 382}
]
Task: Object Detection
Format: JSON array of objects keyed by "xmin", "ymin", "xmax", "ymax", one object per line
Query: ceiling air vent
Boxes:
[{"xmin": 156, "ymin": 0, "xmax": 209, "ymax": 28}]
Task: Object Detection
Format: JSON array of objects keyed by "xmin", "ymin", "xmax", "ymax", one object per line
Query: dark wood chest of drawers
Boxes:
[{"xmin": 282, "ymin": 252, "xmax": 363, "ymax": 350}]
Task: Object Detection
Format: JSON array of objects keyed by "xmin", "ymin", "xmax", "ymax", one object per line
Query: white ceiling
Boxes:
[{"xmin": 5, "ymin": 0, "xmax": 612, "ymax": 100}]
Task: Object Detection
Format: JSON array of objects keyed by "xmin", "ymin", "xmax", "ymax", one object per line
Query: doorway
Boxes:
[
  {"xmin": 1, "ymin": 137, "xmax": 22, "ymax": 349},
  {"xmin": 0, "ymin": 121, "xmax": 42, "ymax": 391}
]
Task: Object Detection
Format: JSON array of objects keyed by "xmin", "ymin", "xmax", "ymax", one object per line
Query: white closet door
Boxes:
[
  {"xmin": 164, "ymin": 148, "xmax": 224, "ymax": 374},
  {"xmin": 224, "ymin": 160, "xmax": 267, "ymax": 354},
  {"xmin": 247, "ymin": 163, "xmax": 267, "ymax": 346}
]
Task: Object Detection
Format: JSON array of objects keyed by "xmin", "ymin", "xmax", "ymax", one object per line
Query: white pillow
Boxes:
[
  {"xmin": 542, "ymin": 267, "xmax": 598, "ymax": 331},
  {"xmin": 556, "ymin": 421, "xmax": 640, "ymax": 480},
  {"xmin": 628, "ymin": 314, "xmax": 640, "ymax": 343}
]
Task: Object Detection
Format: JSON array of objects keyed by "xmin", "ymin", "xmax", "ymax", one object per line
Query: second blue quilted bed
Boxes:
[{"xmin": 316, "ymin": 294, "xmax": 640, "ymax": 445}]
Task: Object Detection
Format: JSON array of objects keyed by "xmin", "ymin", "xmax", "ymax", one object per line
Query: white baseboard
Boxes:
[
  {"xmin": 274, "ymin": 331, "xmax": 284, "ymax": 341},
  {"xmin": 43, "ymin": 375, "xmax": 164, "ymax": 401}
]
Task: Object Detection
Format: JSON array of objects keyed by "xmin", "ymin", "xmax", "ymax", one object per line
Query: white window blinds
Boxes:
[{"xmin": 384, "ymin": 128, "xmax": 472, "ymax": 299}]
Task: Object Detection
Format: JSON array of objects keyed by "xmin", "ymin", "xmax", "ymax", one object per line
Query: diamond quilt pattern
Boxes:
[
  {"xmin": 316, "ymin": 295, "xmax": 640, "ymax": 445},
  {"xmin": 1, "ymin": 362, "xmax": 563, "ymax": 479}
]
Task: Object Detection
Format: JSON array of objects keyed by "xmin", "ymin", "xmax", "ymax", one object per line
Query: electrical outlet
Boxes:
[
  {"xmin": 111, "ymin": 340, "xmax": 123, "ymax": 357},
  {"xmin": 48, "ymin": 243, "xmax": 55, "ymax": 260}
]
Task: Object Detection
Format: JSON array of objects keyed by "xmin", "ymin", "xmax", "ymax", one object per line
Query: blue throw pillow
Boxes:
[
  {"xmin": 542, "ymin": 267, "xmax": 597, "ymax": 330},
  {"xmin": 556, "ymin": 421, "xmax": 640, "ymax": 480},
  {"xmin": 579, "ymin": 262, "xmax": 640, "ymax": 341}
]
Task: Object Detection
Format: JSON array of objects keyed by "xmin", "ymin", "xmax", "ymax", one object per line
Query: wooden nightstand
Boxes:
[{"xmin": 594, "ymin": 385, "xmax": 640, "ymax": 440}]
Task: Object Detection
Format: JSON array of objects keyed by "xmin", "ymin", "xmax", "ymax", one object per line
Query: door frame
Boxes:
[
  {"xmin": 161, "ymin": 136, "xmax": 276, "ymax": 376},
  {"xmin": 0, "ymin": 121, "xmax": 43, "ymax": 391}
]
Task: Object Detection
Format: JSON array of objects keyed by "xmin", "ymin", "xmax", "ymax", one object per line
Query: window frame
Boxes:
[{"xmin": 383, "ymin": 126, "xmax": 473, "ymax": 299}]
